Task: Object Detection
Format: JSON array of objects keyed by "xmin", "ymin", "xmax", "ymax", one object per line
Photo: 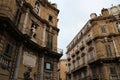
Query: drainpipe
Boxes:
[{"xmin": 13, "ymin": 44, "xmax": 23, "ymax": 80}]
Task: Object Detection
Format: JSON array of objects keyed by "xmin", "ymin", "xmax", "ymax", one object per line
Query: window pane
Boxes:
[{"xmin": 45, "ymin": 62, "xmax": 52, "ymax": 70}]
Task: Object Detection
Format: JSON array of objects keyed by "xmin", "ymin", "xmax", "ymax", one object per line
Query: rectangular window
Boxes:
[
  {"xmin": 47, "ymin": 33, "xmax": 53, "ymax": 49},
  {"xmin": 89, "ymin": 51, "xmax": 94, "ymax": 61},
  {"xmin": 48, "ymin": 14, "xmax": 53, "ymax": 23},
  {"xmin": 4, "ymin": 43, "xmax": 13, "ymax": 57},
  {"xmin": 109, "ymin": 67, "xmax": 118, "ymax": 79},
  {"xmin": 91, "ymin": 67, "xmax": 97, "ymax": 77},
  {"xmin": 110, "ymin": 67, "xmax": 117, "ymax": 74},
  {"xmin": 101, "ymin": 26, "xmax": 106, "ymax": 33},
  {"xmin": 105, "ymin": 44, "xmax": 112, "ymax": 57},
  {"xmin": 82, "ymin": 56, "xmax": 85, "ymax": 65},
  {"xmin": 45, "ymin": 62, "xmax": 53, "ymax": 70}
]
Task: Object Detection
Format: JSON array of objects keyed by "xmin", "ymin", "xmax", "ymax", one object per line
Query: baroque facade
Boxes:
[
  {"xmin": 0, "ymin": 0, "xmax": 63, "ymax": 80},
  {"xmin": 66, "ymin": 4, "xmax": 120, "ymax": 80}
]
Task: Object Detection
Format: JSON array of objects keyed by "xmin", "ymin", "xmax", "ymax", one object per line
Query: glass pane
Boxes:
[{"xmin": 46, "ymin": 63, "xmax": 51, "ymax": 69}]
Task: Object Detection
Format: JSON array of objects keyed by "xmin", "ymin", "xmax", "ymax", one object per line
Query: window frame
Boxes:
[
  {"xmin": 3, "ymin": 42, "xmax": 13, "ymax": 57},
  {"xmin": 105, "ymin": 44, "xmax": 112, "ymax": 57},
  {"xmin": 45, "ymin": 62, "xmax": 53, "ymax": 70}
]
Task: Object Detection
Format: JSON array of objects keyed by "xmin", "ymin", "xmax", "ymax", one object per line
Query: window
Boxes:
[
  {"xmin": 110, "ymin": 67, "xmax": 117, "ymax": 74},
  {"xmin": 83, "ymin": 56, "xmax": 85, "ymax": 65},
  {"xmin": 105, "ymin": 44, "xmax": 112, "ymax": 57},
  {"xmin": 47, "ymin": 33, "xmax": 53, "ymax": 49},
  {"xmin": 4, "ymin": 43, "xmax": 13, "ymax": 57},
  {"xmin": 89, "ymin": 51, "xmax": 94, "ymax": 60},
  {"xmin": 101, "ymin": 26, "xmax": 106, "ymax": 33},
  {"xmin": 81, "ymin": 53, "xmax": 85, "ymax": 65},
  {"xmin": 45, "ymin": 62, "xmax": 53, "ymax": 70},
  {"xmin": 110, "ymin": 67, "xmax": 118, "ymax": 79},
  {"xmin": 48, "ymin": 14, "xmax": 53, "ymax": 23},
  {"xmin": 91, "ymin": 67, "xmax": 97, "ymax": 77}
]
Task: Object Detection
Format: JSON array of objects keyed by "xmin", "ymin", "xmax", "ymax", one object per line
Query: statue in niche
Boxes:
[
  {"xmin": 34, "ymin": 1, "xmax": 40, "ymax": 14},
  {"xmin": 31, "ymin": 24, "xmax": 37, "ymax": 38},
  {"xmin": 23, "ymin": 67, "xmax": 33, "ymax": 80}
]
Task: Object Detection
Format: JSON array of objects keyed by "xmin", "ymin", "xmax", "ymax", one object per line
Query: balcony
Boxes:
[
  {"xmin": 54, "ymin": 48, "xmax": 63, "ymax": 54},
  {"xmin": 90, "ymin": 73, "xmax": 120, "ymax": 80},
  {"xmin": 109, "ymin": 74, "xmax": 120, "ymax": 80},
  {"xmin": 0, "ymin": 54, "xmax": 12, "ymax": 70}
]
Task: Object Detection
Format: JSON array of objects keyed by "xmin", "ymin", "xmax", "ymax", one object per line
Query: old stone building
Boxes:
[
  {"xmin": 0, "ymin": 0, "xmax": 63, "ymax": 80},
  {"xmin": 58, "ymin": 59, "xmax": 67, "ymax": 80},
  {"xmin": 66, "ymin": 4, "xmax": 120, "ymax": 80}
]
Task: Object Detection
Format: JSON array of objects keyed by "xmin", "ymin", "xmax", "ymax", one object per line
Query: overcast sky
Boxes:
[{"xmin": 49, "ymin": 0, "xmax": 120, "ymax": 59}]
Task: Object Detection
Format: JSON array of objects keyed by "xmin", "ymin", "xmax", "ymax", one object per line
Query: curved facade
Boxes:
[{"xmin": 0, "ymin": 0, "xmax": 63, "ymax": 80}]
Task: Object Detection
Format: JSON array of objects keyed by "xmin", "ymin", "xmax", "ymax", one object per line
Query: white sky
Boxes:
[{"xmin": 49, "ymin": 0, "xmax": 120, "ymax": 59}]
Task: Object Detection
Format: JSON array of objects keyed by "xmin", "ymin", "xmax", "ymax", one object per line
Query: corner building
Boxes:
[
  {"xmin": 0, "ymin": 0, "xmax": 63, "ymax": 80},
  {"xmin": 66, "ymin": 4, "xmax": 120, "ymax": 80}
]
